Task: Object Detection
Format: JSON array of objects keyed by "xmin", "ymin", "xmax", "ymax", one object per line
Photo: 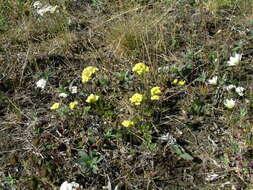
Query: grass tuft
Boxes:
[{"xmin": 1, "ymin": 0, "xmax": 253, "ymax": 189}]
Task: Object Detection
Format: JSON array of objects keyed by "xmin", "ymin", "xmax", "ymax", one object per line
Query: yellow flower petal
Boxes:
[
  {"xmin": 69, "ymin": 101, "xmax": 78, "ymax": 109},
  {"xmin": 82, "ymin": 66, "xmax": 99, "ymax": 83},
  {"xmin": 50, "ymin": 103, "xmax": 60, "ymax": 110},
  {"xmin": 122, "ymin": 120, "xmax": 134, "ymax": 128},
  {"xmin": 178, "ymin": 80, "xmax": 186, "ymax": 86},
  {"xmin": 151, "ymin": 95, "xmax": 160, "ymax": 101},
  {"xmin": 129, "ymin": 93, "xmax": 144, "ymax": 106},
  {"xmin": 132, "ymin": 63, "xmax": 149, "ymax": 75},
  {"xmin": 86, "ymin": 94, "xmax": 99, "ymax": 103},
  {"xmin": 151, "ymin": 87, "xmax": 161, "ymax": 96},
  {"xmin": 172, "ymin": 79, "xmax": 178, "ymax": 84}
]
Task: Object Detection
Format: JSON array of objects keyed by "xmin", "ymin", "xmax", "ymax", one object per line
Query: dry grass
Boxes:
[{"xmin": 1, "ymin": 0, "xmax": 253, "ymax": 189}]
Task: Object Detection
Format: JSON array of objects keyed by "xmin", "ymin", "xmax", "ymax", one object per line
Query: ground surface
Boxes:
[{"xmin": 0, "ymin": 0, "xmax": 253, "ymax": 189}]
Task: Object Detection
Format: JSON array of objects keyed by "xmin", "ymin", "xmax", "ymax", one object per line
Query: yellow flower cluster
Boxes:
[
  {"xmin": 151, "ymin": 86, "xmax": 161, "ymax": 96},
  {"xmin": 151, "ymin": 95, "xmax": 160, "ymax": 101},
  {"xmin": 129, "ymin": 93, "xmax": 144, "ymax": 106},
  {"xmin": 50, "ymin": 103, "xmax": 60, "ymax": 110},
  {"xmin": 151, "ymin": 86, "xmax": 161, "ymax": 101},
  {"xmin": 122, "ymin": 120, "xmax": 134, "ymax": 128},
  {"xmin": 86, "ymin": 94, "xmax": 99, "ymax": 103},
  {"xmin": 132, "ymin": 63, "xmax": 149, "ymax": 75},
  {"xmin": 69, "ymin": 101, "xmax": 78, "ymax": 109},
  {"xmin": 82, "ymin": 66, "xmax": 99, "ymax": 83},
  {"xmin": 173, "ymin": 79, "xmax": 186, "ymax": 86}
]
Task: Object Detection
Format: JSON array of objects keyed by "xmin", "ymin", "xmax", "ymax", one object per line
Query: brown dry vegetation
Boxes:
[{"xmin": 1, "ymin": 0, "xmax": 253, "ymax": 189}]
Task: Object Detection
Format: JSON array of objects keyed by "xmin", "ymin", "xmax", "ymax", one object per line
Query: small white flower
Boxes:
[
  {"xmin": 158, "ymin": 66, "xmax": 170, "ymax": 73},
  {"xmin": 69, "ymin": 86, "xmax": 77, "ymax": 94},
  {"xmin": 68, "ymin": 18, "xmax": 73, "ymax": 25},
  {"xmin": 158, "ymin": 133, "xmax": 176, "ymax": 144},
  {"xmin": 205, "ymin": 174, "xmax": 220, "ymax": 182},
  {"xmin": 224, "ymin": 99, "xmax": 235, "ymax": 109},
  {"xmin": 159, "ymin": 134, "xmax": 170, "ymax": 141},
  {"xmin": 36, "ymin": 5, "xmax": 58, "ymax": 16},
  {"xmin": 207, "ymin": 76, "xmax": 218, "ymax": 85},
  {"xmin": 33, "ymin": 1, "xmax": 42, "ymax": 9},
  {"xmin": 59, "ymin": 93, "xmax": 68, "ymax": 98},
  {"xmin": 235, "ymin": 86, "xmax": 245, "ymax": 96},
  {"xmin": 69, "ymin": 182, "xmax": 81, "ymax": 189},
  {"xmin": 225, "ymin": 84, "xmax": 236, "ymax": 91},
  {"xmin": 227, "ymin": 53, "xmax": 242, "ymax": 66},
  {"xmin": 36, "ymin": 78, "xmax": 47, "ymax": 89},
  {"xmin": 60, "ymin": 181, "xmax": 72, "ymax": 190},
  {"xmin": 60, "ymin": 181, "xmax": 81, "ymax": 190}
]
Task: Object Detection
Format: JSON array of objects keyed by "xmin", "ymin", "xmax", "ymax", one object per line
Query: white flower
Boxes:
[
  {"xmin": 158, "ymin": 66, "xmax": 170, "ymax": 73},
  {"xmin": 68, "ymin": 18, "xmax": 73, "ymax": 25},
  {"xmin": 69, "ymin": 182, "xmax": 81, "ymax": 190},
  {"xmin": 225, "ymin": 84, "xmax": 236, "ymax": 91},
  {"xmin": 60, "ymin": 181, "xmax": 81, "ymax": 190},
  {"xmin": 59, "ymin": 93, "xmax": 68, "ymax": 98},
  {"xmin": 36, "ymin": 78, "xmax": 47, "ymax": 89},
  {"xmin": 235, "ymin": 86, "xmax": 245, "ymax": 96},
  {"xmin": 159, "ymin": 134, "xmax": 170, "ymax": 141},
  {"xmin": 60, "ymin": 181, "xmax": 71, "ymax": 190},
  {"xmin": 69, "ymin": 86, "xmax": 77, "ymax": 94},
  {"xmin": 36, "ymin": 5, "xmax": 59, "ymax": 16},
  {"xmin": 207, "ymin": 76, "xmax": 218, "ymax": 85},
  {"xmin": 227, "ymin": 53, "xmax": 242, "ymax": 66},
  {"xmin": 158, "ymin": 133, "xmax": 176, "ymax": 144},
  {"xmin": 224, "ymin": 99, "xmax": 235, "ymax": 109},
  {"xmin": 205, "ymin": 174, "xmax": 220, "ymax": 182},
  {"xmin": 33, "ymin": 1, "xmax": 42, "ymax": 9}
]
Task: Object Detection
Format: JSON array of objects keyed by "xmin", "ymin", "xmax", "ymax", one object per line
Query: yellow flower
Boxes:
[
  {"xmin": 82, "ymin": 66, "xmax": 99, "ymax": 83},
  {"xmin": 50, "ymin": 103, "xmax": 60, "ymax": 110},
  {"xmin": 86, "ymin": 66, "xmax": 99, "ymax": 74},
  {"xmin": 82, "ymin": 75, "xmax": 91, "ymax": 83},
  {"xmin": 129, "ymin": 93, "xmax": 144, "ymax": 106},
  {"xmin": 69, "ymin": 101, "xmax": 78, "ymax": 109},
  {"xmin": 151, "ymin": 95, "xmax": 160, "ymax": 101},
  {"xmin": 122, "ymin": 120, "xmax": 134, "ymax": 128},
  {"xmin": 132, "ymin": 62, "xmax": 149, "ymax": 75},
  {"xmin": 86, "ymin": 94, "xmax": 99, "ymax": 103},
  {"xmin": 151, "ymin": 86, "xmax": 161, "ymax": 96},
  {"xmin": 172, "ymin": 79, "xmax": 178, "ymax": 84},
  {"xmin": 178, "ymin": 80, "xmax": 186, "ymax": 86}
]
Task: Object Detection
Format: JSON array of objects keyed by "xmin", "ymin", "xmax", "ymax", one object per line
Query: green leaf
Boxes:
[
  {"xmin": 92, "ymin": 0, "xmax": 104, "ymax": 7},
  {"xmin": 180, "ymin": 153, "xmax": 194, "ymax": 160},
  {"xmin": 78, "ymin": 151, "xmax": 89, "ymax": 160},
  {"xmin": 172, "ymin": 145, "xmax": 182, "ymax": 154},
  {"xmin": 88, "ymin": 137, "xmax": 96, "ymax": 144},
  {"xmin": 78, "ymin": 141, "xmax": 84, "ymax": 147},
  {"xmin": 83, "ymin": 106, "xmax": 91, "ymax": 113},
  {"xmin": 104, "ymin": 129, "xmax": 117, "ymax": 138},
  {"xmin": 143, "ymin": 109, "xmax": 154, "ymax": 117},
  {"xmin": 99, "ymin": 75, "xmax": 109, "ymax": 85}
]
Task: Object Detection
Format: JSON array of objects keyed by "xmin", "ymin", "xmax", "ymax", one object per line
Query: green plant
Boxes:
[
  {"xmin": 77, "ymin": 151, "xmax": 103, "ymax": 174},
  {"xmin": 0, "ymin": 15, "xmax": 7, "ymax": 32},
  {"xmin": 171, "ymin": 145, "xmax": 194, "ymax": 161},
  {"xmin": 91, "ymin": 0, "xmax": 104, "ymax": 7},
  {"xmin": 4, "ymin": 175, "xmax": 17, "ymax": 187},
  {"xmin": 164, "ymin": 0, "xmax": 172, "ymax": 3},
  {"xmin": 190, "ymin": 99, "xmax": 206, "ymax": 115}
]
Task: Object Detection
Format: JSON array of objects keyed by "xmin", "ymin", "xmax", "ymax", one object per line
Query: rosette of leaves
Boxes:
[{"xmin": 77, "ymin": 151, "xmax": 103, "ymax": 174}]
